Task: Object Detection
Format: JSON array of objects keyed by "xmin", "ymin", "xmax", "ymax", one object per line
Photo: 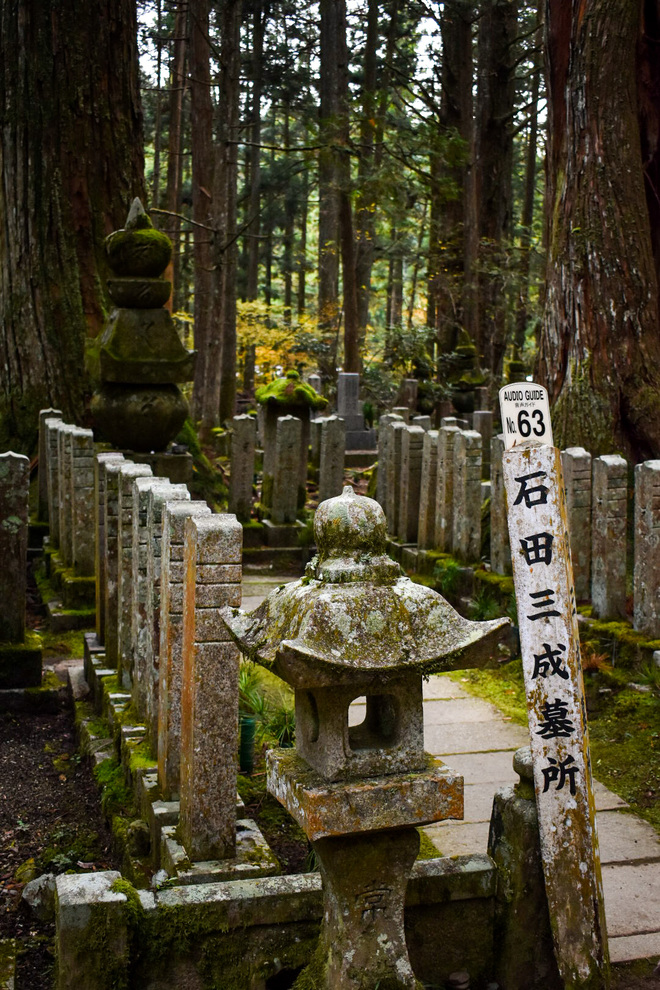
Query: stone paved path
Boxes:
[{"xmin": 243, "ymin": 573, "xmax": 660, "ymax": 969}]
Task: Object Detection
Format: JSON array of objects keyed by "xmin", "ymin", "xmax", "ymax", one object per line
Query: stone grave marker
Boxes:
[
  {"xmin": 561, "ymin": 447, "xmax": 592, "ymax": 601},
  {"xmin": 591, "ymin": 454, "xmax": 627, "ymax": 620},
  {"xmin": 499, "ymin": 381, "xmax": 609, "ymax": 989},
  {"xmin": 435, "ymin": 425, "xmax": 461, "ymax": 553},
  {"xmin": 398, "ymin": 424, "xmax": 425, "ymax": 544},
  {"xmin": 158, "ymin": 500, "xmax": 212, "ymax": 800},
  {"xmin": 229, "ymin": 414, "xmax": 256, "ymax": 522},
  {"xmin": 452, "ymin": 429, "xmax": 482, "ymax": 561},
  {"xmin": 318, "ymin": 415, "xmax": 346, "ymax": 504},
  {"xmin": 38, "ymin": 408, "xmax": 62, "ymax": 522},
  {"xmin": 180, "ymin": 513, "xmax": 242, "ymax": 860},
  {"xmin": 418, "ymin": 429, "xmax": 439, "ymax": 550},
  {"xmin": 376, "ymin": 413, "xmax": 403, "ymax": 509},
  {"xmin": 633, "ymin": 460, "xmax": 660, "ymax": 638},
  {"xmin": 95, "ymin": 453, "xmax": 125, "ymax": 645},
  {"xmin": 0, "ymin": 453, "xmax": 29, "ymax": 644}
]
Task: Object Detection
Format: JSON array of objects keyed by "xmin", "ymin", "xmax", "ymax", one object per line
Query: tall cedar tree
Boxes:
[
  {"xmin": 0, "ymin": 0, "xmax": 144, "ymax": 450},
  {"xmin": 539, "ymin": 0, "xmax": 660, "ymax": 459}
]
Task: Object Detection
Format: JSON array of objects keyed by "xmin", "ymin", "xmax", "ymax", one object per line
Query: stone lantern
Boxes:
[{"xmin": 222, "ymin": 487, "xmax": 509, "ymax": 990}]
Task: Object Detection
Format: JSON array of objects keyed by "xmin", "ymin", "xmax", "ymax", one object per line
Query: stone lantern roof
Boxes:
[{"xmin": 222, "ymin": 486, "xmax": 509, "ymax": 690}]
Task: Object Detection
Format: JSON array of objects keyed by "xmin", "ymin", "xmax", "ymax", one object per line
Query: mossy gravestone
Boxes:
[
  {"xmin": 91, "ymin": 199, "xmax": 195, "ymax": 452},
  {"xmin": 256, "ymin": 370, "xmax": 327, "ymax": 511},
  {"xmin": 223, "ymin": 486, "xmax": 509, "ymax": 990},
  {"xmin": 0, "ymin": 452, "xmax": 42, "ymax": 687}
]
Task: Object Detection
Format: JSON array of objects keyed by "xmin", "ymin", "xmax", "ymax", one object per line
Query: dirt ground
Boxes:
[{"xmin": 0, "ymin": 706, "xmax": 118, "ymax": 990}]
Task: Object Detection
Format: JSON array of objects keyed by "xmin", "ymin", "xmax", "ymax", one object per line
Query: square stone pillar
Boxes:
[
  {"xmin": 57, "ymin": 424, "xmax": 75, "ymax": 566},
  {"xmin": 95, "ymin": 453, "xmax": 125, "ymax": 643},
  {"xmin": 561, "ymin": 447, "xmax": 592, "ymax": 601},
  {"xmin": 103, "ymin": 460, "xmax": 126, "ymax": 667},
  {"xmin": 398, "ymin": 425, "xmax": 425, "ymax": 544},
  {"xmin": 634, "ymin": 459, "xmax": 660, "ymax": 636},
  {"xmin": 490, "ymin": 434, "xmax": 511, "ymax": 575},
  {"xmin": 452, "ymin": 430, "xmax": 482, "ymax": 562},
  {"xmin": 336, "ymin": 372, "xmax": 363, "ymax": 431},
  {"xmin": 392, "ymin": 406, "xmax": 410, "ymax": 424},
  {"xmin": 418, "ymin": 430, "xmax": 439, "ymax": 550},
  {"xmin": 229, "ymin": 414, "xmax": 257, "ymax": 522},
  {"xmin": 70, "ymin": 428, "xmax": 96, "ymax": 576},
  {"xmin": 44, "ymin": 416, "xmax": 64, "ymax": 547},
  {"xmin": 158, "ymin": 500, "xmax": 212, "ymax": 800},
  {"xmin": 411, "ymin": 415, "xmax": 432, "ymax": 431},
  {"xmin": 0, "ymin": 453, "xmax": 29, "ymax": 643},
  {"xmin": 272, "ymin": 415, "xmax": 302, "ymax": 524},
  {"xmin": 435, "ymin": 425, "xmax": 461, "ymax": 553},
  {"xmin": 473, "ymin": 410, "xmax": 493, "ymax": 480},
  {"xmin": 318, "ymin": 416, "xmax": 346, "ymax": 504},
  {"xmin": 376, "ymin": 413, "xmax": 403, "ymax": 509},
  {"xmin": 386, "ymin": 420, "xmax": 406, "ymax": 536},
  {"xmin": 38, "ymin": 408, "xmax": 62, "ymax": 522},
  {"xmin": 180, "ymin": 513, "xmax": 242, "ymax": 861},
  {"xmin": 117, "ymin": 462, "xmax": 152, "ymax": 687},
  {"xmin": 131, "ymin": 478, "xmax": 182, "ymax": 723},
  {"xmin": 592, "ymin": 454, "xmax": 627, "ymax": 620},
  {"xmin": 143, "ymin": 482, "xmax": 190, "ymax": 745}
]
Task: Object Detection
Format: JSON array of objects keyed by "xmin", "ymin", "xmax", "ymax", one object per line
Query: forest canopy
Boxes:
[{"xmin": 1, "ymin": 0, "xmax": 659, "ymax": 458}]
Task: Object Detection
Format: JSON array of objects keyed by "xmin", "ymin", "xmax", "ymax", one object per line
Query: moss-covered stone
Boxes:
[
  {"xmin": 0, "ymin": 630, "xmax": 42, "ymax": 688},
  {"xmin": 256, "ymin": 370, "xmax": 328, "ymax": 411}
]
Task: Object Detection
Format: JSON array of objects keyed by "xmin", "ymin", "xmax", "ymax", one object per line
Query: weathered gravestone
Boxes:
[
  {"xmin": 318, "ymin": 415, "xmax": 346, "ymax": 504},
  {"xmin": 591, "ymin": 454, "xmax": 627, "ymax": 620},
  {"xmin": 418, "ymin": 429, "xmax": 439, "ymax": 550},
  {"xmin": 0, "ymin": 453, "xmax": 41, "ymax": 688},
  {"xmin": 452, "ymin": 430, "xmax": 482, "ymax": 562},
  {"xmin": 94, "ymin": 452, "xmax": 125, "ymax": 646},
  {"xmin": 398, "ymin": 424, "xmax": 425, "ymax": 544},
  {"xmin": 38, "ymin": 408, "xmax": 62, "ymax": 522},
  {"xmin": 561, "ymin": 446, "xmax": 592, "ymax": 601},
  {"xmin": 633, "ymin": 460, "xmax": 660, "ymax": 638},
  {"xmin": 229, "ymin": 414, "xmax": 257, "ymax": 522},
  {"xmin": 376, "ymin": 413, "xmax": 404, "ymax": 510},
  {"xmin": 489, "ymin": 435, "xmax": 511, "ymax": 576},
  {"xmin": 499, "ymin": 382, "xmax": 609, "ymax": 990},
  {"xmin": 223, "ymin": 486, "xmax": 509, "ymax": 990},
  {"xmin": 271, "ymin": 415, "xmax": 302, "ymax": 525},
  {"xmin": 158, "ymin": 500, "xmax": 211, "ymax": 801},
  {"xmin": 435, "ymin": 424, "xmax": 461, "ymax": 553}
]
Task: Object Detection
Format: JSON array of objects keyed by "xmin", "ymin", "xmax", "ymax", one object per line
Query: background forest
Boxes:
[{"xmin": 1, "ymin": 0, "xmax": 659, "ymax": 459}]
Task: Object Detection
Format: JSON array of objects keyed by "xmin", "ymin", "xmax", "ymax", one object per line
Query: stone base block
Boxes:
[
  {"xmin": 129, "ymin": 450, "xmax": 193, "ymax": 485},
  {"xmin": 0, "ymin": 635, "xmax": 42, "ymax": 688},
  {"xmin": 241, "ymin": 523, "xmax": 265, "ymax": 548},
  {"xmin": 401, "ymin": 547, "xmax": 420, "ymax": 573},
  {"xmin": 344, "ymin": 450, "xmax": 378, "ymax": 469},
  {"xmin": 55, "ymin": 871, "xmax": 130, "ymax": 990},
  {"xmin": 345, "ymin": 428, "xmax": 377, "ymax": 451},
  {"xmin": 161, "ymin": 818, "xmax": 280, "ymax": 885},
  {"xmin": 0, "ymin": 686, "xmax": 61, "ymax": 713},
  {"xmin": 262, "ymin": 519, "xmax": 305, "ymax": 547},
  {"xmin": 47, "ymin": 599, "xmax": 95, "ymax": 632},
  {"xmin": 267, "ymin": 750, "xmax": 463, "ymax": 842},
  {"xmin": 83, "ymin": 632, "xmax": 106, "ymax": 665},
  {"xmin": 61, "ymin": 573, "xmax": 96, "ymax": 609}
]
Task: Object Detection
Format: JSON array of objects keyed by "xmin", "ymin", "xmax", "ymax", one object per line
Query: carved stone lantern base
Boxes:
[
  {"xmin": 268, "ymin": 749, "xmax": 462, "ymax": 990},
  {"xmin": 297, "ymin": 829, "xmax": 424, "ymax": 990}
]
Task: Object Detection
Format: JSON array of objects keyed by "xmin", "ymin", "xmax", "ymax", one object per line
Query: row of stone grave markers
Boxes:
[
  {"xmin": 376, "ymin": 409, "xmax": 660, "ymax": 637},
  {"xmin": 38, "ymin": 414, "xmax": 275, "ymax": 880}
]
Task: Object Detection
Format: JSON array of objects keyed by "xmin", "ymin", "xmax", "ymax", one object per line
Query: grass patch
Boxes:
[
  {"xmin": 449, "ymin": 659, "xmax": 528, "ymax": 727},
  {"xmin": 449, "ymin": 659, "xmax": 660, "ymax": 834}
]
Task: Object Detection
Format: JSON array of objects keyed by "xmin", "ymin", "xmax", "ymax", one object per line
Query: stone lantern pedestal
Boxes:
[{"xmin": 222, "ymin": 487, "xmax": 509, "ymax": 990}]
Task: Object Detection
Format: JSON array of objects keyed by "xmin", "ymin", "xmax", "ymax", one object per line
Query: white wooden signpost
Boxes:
[{"xmin": 499, "ymin": 381, "xmax": 610, "ymax": 989}]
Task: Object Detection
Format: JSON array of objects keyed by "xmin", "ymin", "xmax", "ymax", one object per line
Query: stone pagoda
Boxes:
[
  {"xmin": 91, "ymin": 199, "xmax": 195, "ymax": 463},
  {"xmin": 222, "ymin": 486, "xmax": 509, "ymax": 990}
]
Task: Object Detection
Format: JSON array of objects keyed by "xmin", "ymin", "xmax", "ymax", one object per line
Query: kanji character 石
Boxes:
[{"xmin": 513, "ymin": 471, "xmax": 549, "ymax": 508}]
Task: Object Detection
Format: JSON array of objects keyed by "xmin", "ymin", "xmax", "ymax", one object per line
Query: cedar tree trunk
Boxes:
[{"xmin": 0, "ymin": 0, "xmax": 144, "ymax": 450}]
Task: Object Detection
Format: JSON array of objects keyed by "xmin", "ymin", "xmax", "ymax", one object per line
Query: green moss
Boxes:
[
  {"xmin": 256, "ymin": 370, "xmax": 328, "ymax": 411},
  {"xmin": 417, "ymin": 829, "xmax": 441, "ymax": 860},
  {"xmin": 110, "ymin": 877, "xmax": 144, "ymax": 929},
  {"xmin": 128, "ymin": 739, "xmax": 157, "ymax": 772},
  {"xmin": 93, "ymin": 757, "xmax": 135, "ymax": 819}
]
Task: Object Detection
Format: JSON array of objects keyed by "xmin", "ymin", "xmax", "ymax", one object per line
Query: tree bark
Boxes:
[
  {"xmin": 476, "ymin": 0, "xmax": 517, "ymax": 379},
  {"xmin": 539, "ymin": 0, "xmax": 660, "ymax": 459},
  {"xmin": 317, "ymin": 0, "xmax": 341, "ymax": 382},
  {"xmin": 164, "ymin": 2, "xmax": 187, "ymax": 310},
  {"xmin": 189, "ymin": 0, "xmax": 217, "ymax": 433},
  {"xmin": 0, "ymin": 0, "xmax": 144, "ymax": 450}
]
